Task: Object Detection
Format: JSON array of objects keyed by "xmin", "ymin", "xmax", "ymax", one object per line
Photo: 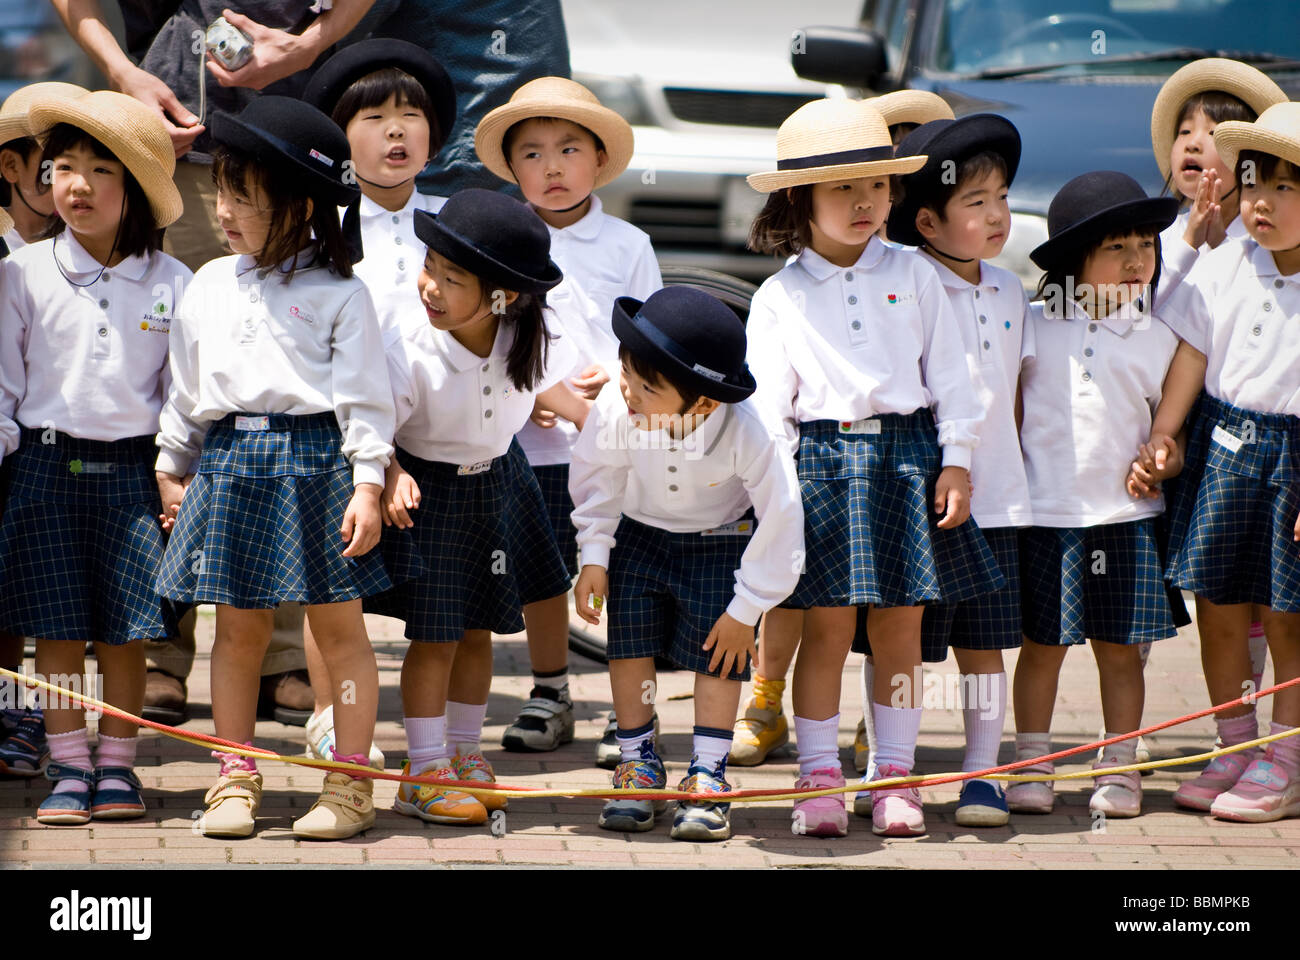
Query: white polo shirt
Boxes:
[
  {"xmin": 350, "ymin": 190, "xmax": 446, "ymax": 336},
  {"xmin": 1020, "ymin": 297, "xmax": 1179, "ymax": 527},
  {"xmin": 385, "ymin": 307, "xmax": 577, "ymax": 467},
  {"xmin": 920, "ymin": 250, "xmax": 1033, "ymax": 528},
  {"xmin": 1157, "ymin": 209, "xmax": 1249, "ymax": 308},
  {"xmin": 745, "ymin": 237, "xmax": 985, "ymax": 470},
  {"xmin": 0, "ymin": 233, "xmax": 190, "ymax": 456},
  {"xmin": 569, "ymin": 386, "xmax": 804, "ymax": 626},
  {"xmin": 155, "ymin": 252, "xmax": 394, "ymax": 488},
  {"xmin": 1162, "ymin": 238, "xmax": 1300, "ymax": 416}
]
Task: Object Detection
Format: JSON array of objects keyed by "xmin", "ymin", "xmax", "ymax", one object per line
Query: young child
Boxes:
[
  {"xmin": 155, "ymin": 97, "xmax": 397, "ymax": 841},
  {"xmin": 745, "ymin": 98, "xmax": 1001, "ymax": 837},
  {"xmin": 875, "ymin": 114, "xmax": 1030, "ymax": 827},
  {"xmin": 1135, "ymin": 103, "xmax": 1300, "ymax": 821},
  {"xmin": 730, "ymin": 89, "xmax": 955, "ymax": 773},
  {"xmin": 1010, "ymin": 171, "xmax": 1182, "ymax": 819},
  {"xmin": 299, "ymin": 38, "xmax": 458, "ymax": 766},
  {"xmin": 0, "ymin": 90, "xmax": 187, "ymax": 824},
  {"xmin": 570, "ymin": 286, "xmax": 803, "ymax": 841},
  {"xmin": 0, "ymin": 82, "xmax": 86, "ymax": 253},
  {"xmin": 476, "ymin": 77, "xmax": 663, "ymax": 758},
  {"xmin": 372, "ymin": 188, "xmax": 588, "ymax": 827}
]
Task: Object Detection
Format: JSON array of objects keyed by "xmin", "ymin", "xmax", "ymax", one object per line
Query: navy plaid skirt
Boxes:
[
  {"xmin": 1164, "ymin": 394, "xmax": 1300, "ymax": 611},
  {"xmin": 529, "ymin": 462, "xmax": 579, "ymax": 578},
  {"xmin": 607, "ymin": 514, "xmax": 754, "ymax": 681},
  {"xmin": 502, "ymin": 441, "xmax": 575, "ymax": 605},
  {"xmin": 783, "ymin": 416, "xmax": 1004, "ymax": 609},
  {"xmin": 0, "ymin": 430, "xmax": 178, "ymax": 645},
  {"xmin": 1019, "ymin": 520, "xmax": 1178, "ymax": 646},
  {"xmin": 156, "ymin": 413, "xmax": 402, "ymax": 607}
]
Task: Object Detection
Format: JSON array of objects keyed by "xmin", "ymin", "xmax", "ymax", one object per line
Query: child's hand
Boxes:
[
  {"xmin": 570, "ymin": 363, "xmax": 610, "ymax": 401},
  {"xmin": 530, "ymin": 395, "xmax": 559, "ymax": 429},
  {"xmin": 383, "ymin": 465, "xmax": 421, "ymax": 529},
  {"xmin": 341, "ymin": 482, "xmax": 383, "ymax": 557},
  {"xmin": 1126, "ymin": 433, "xmax": 1183, "ymax": 499},
  {"xmin": 155, "ymin": 471, "xmax": 192, "ymax": 532},
  {"xmin": 1293, "ymin": 508, "xmax": 1299, "ymax": 543},
  {"xmin": 934, "ymin": 466, "xmax": 971, "ymax": 529},
  {"xmin": 1183, "ymin": 169, "xmax": 1222, "ymax": 250},
  {"xmin": 703, "ymin": 612, "xmax": 757, "ymax": 677},
  {"xmin": 573, "ymin": 565, "xmax": 608, "ymax": 625}
]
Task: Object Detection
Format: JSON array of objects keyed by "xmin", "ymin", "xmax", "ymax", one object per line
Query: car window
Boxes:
[{"xmin": 884, "ymin": 0, "xmax": 913, "ymax": 73}]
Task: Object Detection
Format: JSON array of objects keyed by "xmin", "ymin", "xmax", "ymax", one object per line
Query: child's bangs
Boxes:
[
  {"xmin": 211, "ymin": 145, "xmax": 265, "ymax": 199},
  {"xmin": 1176, "ymin": 91, "xmax": 1256, "ymax": 131},
  {"xmin": 41, "ymin": 122, "xmax": 121, "ymax": 167},
  {"xmin": 503, "ymin": 115, "xmax": 607, "ymax": 156},
  {"xmin": 332, "ymin": 68, "xmax": 440, "ymax": 144},
  {"xmin": 1236, "ymin": 149, "xmax": 1300, "ymax": 186}
]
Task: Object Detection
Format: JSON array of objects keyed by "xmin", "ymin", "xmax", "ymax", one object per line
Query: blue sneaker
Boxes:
[
  {"xmin": 0, "ymin": 710, "xmax": 48, "ymax": 777},
  {"xmin": 598, "ymin": 746, "xmax": 667, "ymax": 833},
  {"xmin": 955, "ymin": 778, "xmax": 1009, "ymax": 827},
  {"xmin": 671, "ymin": 764, "xmax": 732, "ymax": 842}
]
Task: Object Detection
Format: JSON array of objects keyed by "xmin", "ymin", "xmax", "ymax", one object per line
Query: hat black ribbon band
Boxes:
[
  {"xmin": 629, "ymin": 311, "xmax": 728, "ymax": 383},
  {"xmin": 777, "ymin": 145, "xmax": 894, "ymax": 170}
]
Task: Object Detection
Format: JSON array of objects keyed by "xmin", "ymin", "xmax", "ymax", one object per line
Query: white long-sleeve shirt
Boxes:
[
  {"xmin": 0, "ymin": 233, "xmax": 190, "ymax": 455},
  {"xmin": 1156, "ymin": 209, "xmax": 1248, "ymax": 309},
  {"xmin": 568, "ymin": 386, "xmax": 804, "ymax": 626},
  {"xmin": 155, "ymin": 252, "xmax": 394, "ymax": 487},
  {"xmin": 745, "ymin": 238, "xmax": 985, "ymax": 470}
]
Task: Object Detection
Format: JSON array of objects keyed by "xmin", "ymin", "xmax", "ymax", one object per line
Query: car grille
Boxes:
[
  {"xmin": 628, "ymin": 197, "xmax": 722, "ymax": 247},
  {"xmin": 663, "ymin": 88, "xmax": 818, "ymax": 127}
]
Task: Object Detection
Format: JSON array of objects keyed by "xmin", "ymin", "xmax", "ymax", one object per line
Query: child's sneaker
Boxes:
[
  {"xmin": 293, "ymin": 772, "xmax": 375, "ymax": 840},
  {"xmin": 670, "ymin": 765, "xmax": 732, "ymax": 842},
  {"xmin": 501, "ymin": 686, "xmax": 575, "ymax": 752},
  {"xmin": 304, "ymin": 705, "xmax": 385, "ymax": 769},
  {"xmin": 1210, "ymin": 749, "xmax": 1300, "ymax": 823},
  {"xmin": 730, "ymin": 676, "xmax": 788, "ymax": 766},
  {"xmin": 955, "ymin": 779, "xmax": 1009, "ymax": 827},
  {"xmin": 870, "ymin": 764, "xmax": 925, "ymax": 837},
  {"xmin": 852, "ymin": 717, "xmax": 870, "ymax": 774},
  {"xmin": 598, "ymin": 752, "xmax": 667, "ymax": 832},
  {"xmin": 200, "ymin": 768, "xmax": 263, "ymax": 837},
  {"xmin": 1089, "ymin": 759, "xmax": 1141, "ymax": 818},
  {"xmin": 1006, "ymin": 761, "xmax": 1055, "ymax": 814},
  {"xmin": 792, "ymin": 768, "xmax": 848, "ymax": 837},
  {"xmin": 0, "ymin": 710, "xmax": 47, "ymax": 776},
  {"xmin": 595, "ymin": 711, "xmax": 661, "ymax": 769},
  {"xmin": 394, "ymin": 759, "xmax": 488, "ymax": 825},
  {"xmin": 452, "ymin": 751, "xmax": 507, "ymax": 812},
  {"xmin": 1173, "ymin": 747, "xmax": 1259, "ymax": 811}
]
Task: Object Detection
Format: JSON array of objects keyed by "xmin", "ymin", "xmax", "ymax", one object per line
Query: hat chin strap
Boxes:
[
  {"xmin": 356, "ymin": 172, "xmax": 415, "ymax": 189},
  {"xmin": 13, "ymin": 180, "xmax": 49, "ymax": 220},
  {"xmin": 923, "ymin": 241, "xmax": 976, "ymax": 264},
  {"xmin": 547, "ymin": 193, "xmax": 591, "ymax": 214}
]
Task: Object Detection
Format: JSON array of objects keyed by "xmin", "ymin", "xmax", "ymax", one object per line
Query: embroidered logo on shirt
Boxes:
[
  {"xmin": 139, "ymin": 301, "xmax": 172, "ymax": 333},
  {"xmin": 289, "ymin": 305, "xmax": 316, "ymax": 325},
  {"xmin": 701, "ymin": 519, "xmax": 754, "ymax": 537},
  {"xmin": 458, "ymin": 459, "xmax": 492, "ymax": 476},
  {"xmin": 883, "ymin": 292, "xmax": 916, "ymax": 306}
]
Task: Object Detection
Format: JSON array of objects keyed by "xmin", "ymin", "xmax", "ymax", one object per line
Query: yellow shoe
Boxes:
[
  {"xmin": 729, "ymin": 675, "xmax": 789, "ymax": 766},
  {"xmin": 453, "ymin": 752, "xmax": 508, "ymax": 812},
  {"xmin": 293, "ymin": 771, "xmax": 375, "ymax": 840},
  {"xmin": 393, "ymin": 759, "xmax": 488, "ymax": 825},
  {"xmin": 853, "ymin": 718, "xmax": 870, "ymax": 774},
  {"xmin": 200, "ymin": 770, "xmax": 262, "ymax": 838}
]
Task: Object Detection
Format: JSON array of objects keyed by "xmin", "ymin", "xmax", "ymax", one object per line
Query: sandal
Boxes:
[
  {"xmin": 36, "ymin": 763, "xmax": 96, "ymax": 825},
  {"xmin": 91, "ymin": 766, "xmax": 147, "ymax": 820}
]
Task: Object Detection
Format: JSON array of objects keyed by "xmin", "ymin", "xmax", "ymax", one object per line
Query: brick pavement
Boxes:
[{"xmin": 3, "ymin": 605, "xmax": 1299, "ymax": 869}]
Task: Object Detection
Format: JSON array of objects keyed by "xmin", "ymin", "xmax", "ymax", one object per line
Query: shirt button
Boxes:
[
  {"xmin": 847, "ymin": 295, "xmax": 858, "ymax": 305},
  {"xmin": 391, "ymin": 214, "xmax": 400, "ymax": 224},
  {"xmin": 669, "ymin": 447, "xmax": 678, "ymax": 454},
  {"xmin": 1263, "ymin": 301, "xmax": 1273, "ymax": 312},
  {"xmin": 101, "ymin": 272, "xmax": 110, "ymax": 281},
  {"xmin": 98, "ymin": 298, "xmax": 109, "ymax": 309},
  {"xmin": 973, "ymin": 290, "xmax": 980, "ymax": 299},
  {"xmin": 1252, "ymin": 324, "xmax": 1263, "ymax": 336},
  {"xmin": 1081, "ymin": 371, "xmax": 1092, "ymax": 382},
  {"xmin": 844, "ymin": 272, "xmax": 853, "ymax": 281},
  {"xmin": 484, "ymin": 409, "xmax": 493, "ymax": 419},
  {"xmin": 668, "ymin": 465, "xmax": 677, "ymax": 472},
  {"xmin": 1088, "ymin": 323, "xmax": 1098, "ymax": 333},
  {"xmin": 983, "ymin": 340, "xmax": 990, "ymax": 350},
  {"xmin": 1275, "ymin": 278, "xmax": 1284, "ymax": 288},
  {"xmin": 481, "ymin": 364, "xmax": 489, "ymax": 373},
  {"xmin": 394, "ymin": 236, "xmax": 402, "ymax": 245},
  {"xmin": 668, "ymin": 484, "xmax": 679, "ymax": 492},
  {"xmin": 249, "ymin": 291, "xmax": 258, "ymax": 303},
  {"xmin": 97, "ymin": 327, "xmax": 108, "ymax": 337},
  {"xmin": 482, "ymin": 386, "xmax": 491, "ymax": 395},
  {"xmin": 1084, "ymin": 347, "xmax": 1094, "ymax": 357},
  {"xmin": 851, "ymin": 320, "xmax": 862, "ymax": 330},
  {"xmin": 397, "ymin": 258, "xmax": 405, "ymax": 270},
  {"xmin": 979, "ymin": 315, "xmax": 987, "ymax": 324}
]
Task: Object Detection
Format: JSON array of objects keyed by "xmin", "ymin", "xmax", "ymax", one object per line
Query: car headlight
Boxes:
[
  {"xmin": 570, "ymin": 71, "xmax": 653, "ymax": 127},
  {"xmin": 988, "ymin": 211, "xmax": 1049, "ymax": 293}
]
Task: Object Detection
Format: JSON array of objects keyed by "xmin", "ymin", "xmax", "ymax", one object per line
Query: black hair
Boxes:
[
  {"xmin": 211, "ymin": 144, "xmax": 353, "ymax": 280},
  {"xmin": 485, "ymin": 289, "xmax": 551, "ymax": 392},
  {"xmin": 1034, "ymin": 224, "xmax": 1164, "ymax": 310},
  {"xmin": 889, "ymin": 121, "xmax": 920, "ymax": 145},
  {"xmin": 747, "ymin": 184, "xmax": 813, "ymax": 257},
  {"xmin": 0, "ymin": 135, "xmax": 39, "ymax": 207},
  {"xmin": 1162, "ymin": 91, "xmax": 1257, "ymax": 202},
  {"xmin": 905, "ymin": 150, "xmax": 1009, "ymax": 224},
  {"xmin": 330, "ymin": 67, "xmax": 444, "ymax": 156},
  {"xmin": 502, "ymin": 115, "xmax": 607, "ymax": 159},
  {"xmin": 1235, "ymin": 148, "xmax": 1300, "ymax": 190},
  {"xmin": 37, "ymin": 123, "xmax": 162, "ymax": 257},
  {"xmin": 617, "ymin": 342, "xmax": 702, "ymax": 413}
]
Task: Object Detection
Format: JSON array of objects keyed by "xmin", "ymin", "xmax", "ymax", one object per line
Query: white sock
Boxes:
[
  {"xmin": 873, "ymin": 703, "xmax": 923, "ymax": 774},
  {"xmin": 794, "ymin": 714, "xmax": 841, "ymax": 776},
  {"xmin": 961, "ymin": 672, "xmax": 1007, "ymax": 776},
  {"xmin": 616, "ymin": 718, "xmax": 657, "ymax": 763},
  {"xmin": 533, "ymin": 668, "xmax": 570, "ymax": 700},
  {"xmin": 445, "ymin": 700, "xmax": 487, "ymax": 756},
  {"xmin": 1100, "ymin": 732, "xmax": 1137, "ymax": 767},
  {"xmin": 691, "ymin": 725, "xmax": 733, "ymax": 776},
  {"xmin": 1249, "ymin": 622, "xmax": 1267, "ymax": 690},
  {"xmin": 404, "ymin": 715, "xmax": 448, "ymax": 772},
  {"xmin": 47, "ymin": 728, "xmax": 92, "ymax": 795},
  {"xmin": 860, "ymin": 659, "xmax": 878, "ymax": 777}
]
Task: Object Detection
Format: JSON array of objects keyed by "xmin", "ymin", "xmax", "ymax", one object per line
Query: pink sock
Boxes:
[
  {"xmin": 212, "ymin": 743, "xmax": 258, "ymax": 776},
  {"xmin": 1248, "ymin": 622, "xmax": 1267, "ymax": 691},
  {"xmin": 47, "ymin": 728, "xmax": 92, "ymax": 795},
  {"xmin": 1216, "ymin": 711, "xmax": 1258, "ymax": 747},
  {"xmin": 329, "ymin": 746, "xmax": 369, "ymax": 767},
  {"xmin": 1267, "ymin": 722, "xmax": 1300, "ymax": 778},
  {"xmin": 94, "ymin": 734, "xmax": 139, "ymax": 791}
]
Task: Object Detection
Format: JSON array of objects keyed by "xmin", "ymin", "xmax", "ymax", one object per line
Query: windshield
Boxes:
[{"xmin": 932, "ymin": 0, "xmax": 1300, "ymax": 74}]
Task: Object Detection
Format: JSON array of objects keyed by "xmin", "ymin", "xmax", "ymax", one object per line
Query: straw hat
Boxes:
[
  {"xmin": 747, "ymin": 99, "xmax": 926, "ymax": 193},
  {"xmin": 866, "ymin": 89, "xmax": 954, "ymax": 129},
  {"xmin": 475, "ymin": 77, "xmax": 634, "ymax": 189},
  {"xmin": 1214, "ymin": 101, "xmax": 1300, "ymax": 175},
  {"xmin": 0, "ymin": 82, "xmax": 88, "ymax": 146},
  {"xmin": 1150, "ymin": 58, "xmax": 1286, "ymax": 179},
  {"xmin": 28, "ymin": 90, "xmax": 182, "ymax": 228}
]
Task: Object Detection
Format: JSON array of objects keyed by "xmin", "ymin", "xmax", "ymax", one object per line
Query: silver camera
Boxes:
[{"xmin": 205, "ymin": 17, "xmax": 253, "ymax": 71}]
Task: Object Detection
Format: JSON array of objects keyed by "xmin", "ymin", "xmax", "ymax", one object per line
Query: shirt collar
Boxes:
[
  {"xmin": 796, "ymin": 235, "xmax": 886, "ymax": 281},
  {"xmin": 541, "ymin": 193, "xmax": 604, "ymax": 242},
  {"xmin": 431, "ymin": 319, "xmax": 509, "ymax": 374},
  {"xmin": 919, "ymin": 248, "xmax": 1001, "ymax": 292},
  {"xmin": 53, "ymin": 230, "xmax": 151, "ymax": 282},
  {"xmin": 235, "ymin": 245, "xmax": 321, "ymax": 281},
  {"xmin": 1051, "ymin": 294, "xmax": 1149, "ymax": 335},
  {"xmin": 1248, "ymin": 238, "xmax": 1288, "ymax": 279},
  {"xmin": 358, "ymin": 188, "xmax": 432, "ymax": 222}
]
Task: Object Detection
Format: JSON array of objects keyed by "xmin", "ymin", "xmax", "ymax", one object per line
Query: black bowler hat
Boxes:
[
  {"xmin": 1030, "ymin": 171, "xmax": 1179, "ymax": 270},
  {"xmin": 303, "ymin": 39, "xmax": 457, "ymax": 148},
  {"xmin": 612, "ymin": 287, "xmax": 756, "ymax": 404},
  {"xmin": 888, "ymin": 114, "xmax": 1022, "ymax": 247},
  {"xmin": 211, "ymin": 96, "xmax": 359, "ymax": 206},
  {"xmin": 413, "ymin": 189, "xmax": 562, "ymax": 295}
]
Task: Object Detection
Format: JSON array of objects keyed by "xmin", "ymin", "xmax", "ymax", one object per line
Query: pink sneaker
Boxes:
[
  {"xmin": 1173, "ymin": 747, "xmax": 1259, "ymax": 812},
  {"xmin": 1006, "ymin": 761, "xmax": 1054, "ymax": 814},
  {"xmin": 1210, "ymin": 750, "xmax": 1300, "ymax": 823},
  {"xmin": 871, "ymin": 764, "xmax": 925, "ymax": 836},
  {"xmin": 1089, "ymin": 758, "xmax": 1141, "ymax": 818},
  {"xmin": 792, "ymin": 768, "xmax": 848, "ymax": 837}
]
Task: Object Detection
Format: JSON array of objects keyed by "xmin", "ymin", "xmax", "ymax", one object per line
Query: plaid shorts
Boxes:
[
  {"xmin": 1019, "ymin": 520, "xmax": 1178, "ymax": 646},
  {"xmin": 607, "ymin": 514, "xmax": 755, "ymax": 681},
  {"xmin": 0, "ymin": 431, "xmax": 177, "ymax": 645},
  {"xmin": 783, "ymin": 417, "xmax": 1004, "ymax": 609},
  {"xmin": 1165, "ymin": 394, "xmax": 1300, "ymax": 611},
  {"xmin": 502, "ymin": 441, "xmax": 575, "ymax": 604},
  {"xmin": 156, "ymin": 413, "xmax": 402, "ymax": 607},
  {"xmin": 530, "ymin": 462, "xmax": 579, "ymax": 578}
]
